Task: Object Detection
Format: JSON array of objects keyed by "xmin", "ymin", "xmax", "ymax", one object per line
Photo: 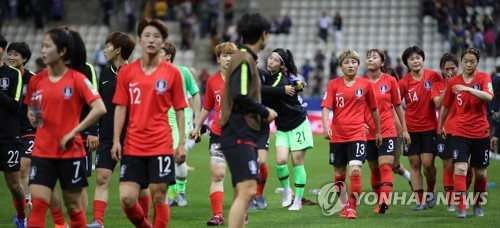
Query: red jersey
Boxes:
[
  {"xmin": 23, "ymin": 69, "xmax": 101, "ymax": 159},
  {"xmin": 364, "ymin": 74, "xmax": 401, "ymax": 140},
  {"xmin": 113, "ymin": 60, "xmax": 188, "ymax": 156},
  {"xmin": 399, "ymin": 69, "xmax": 442, "ymax": 132},
  {"xmin": 321, "ymin": 76, "xmax": 378, "ymax": 143},
  {"xmin": 442, "ymin": 72, "xmax": 492, "ymax": 138},
  {"xmin": 203, "ymin": 72, "xmax": 224, "ymax": 136},
  {"xmin": 431, "ymin": 80, "xmax": 457, "ymax": 134}
]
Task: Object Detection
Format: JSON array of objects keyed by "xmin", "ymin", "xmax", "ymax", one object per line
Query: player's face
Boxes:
[
  {"xmin": 267, "ymin": 52, "xmax": 283, "ymax": 73},
  {"xmin": 366, "ymin": 51, "xmax": 383, "ymax": 71},
  {"xmin": 461, "ymin": 53, "xmax": 478, "ymax": 75},
  {"xmin": 441, "ymin": 61, "xmax": 458, "ymax": 80},
  {"xmin": 341, "ymin": 58, "xmax": 359, "ymax": 77},
  {"xmin": 7, "ymin": 50, "xmax": 25, "ymax": 68},
  {"xmin": 406, "ymin": 53, "xmax": 424, "ymax": 72},
  {"xmin": 217, "ymin": 53, "xmax": 233, "ymax": 70},
  {"xmin": 139, "ymin": 25, "xmax": 165, "ymax": 55},
  {"xmin": 103, "ymin": 43, "xmax": 118, "ymax": 62},
  {"xmin": 41, "ymin": 34, "xmax": 62, "ymax": 66}
]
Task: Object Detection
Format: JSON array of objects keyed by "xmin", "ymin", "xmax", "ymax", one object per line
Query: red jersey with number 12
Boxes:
[{"xmin": 203, "ymin": 72, "xmax": 224, "ymax": 136}]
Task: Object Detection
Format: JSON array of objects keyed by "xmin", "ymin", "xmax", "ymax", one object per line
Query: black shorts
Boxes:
[
  {"xmin": 20, "ymin": 135, "xmax": 35, "ymax": 158},
  {"xmin": 329, "ymin": 141, "xmax": 366, "ymax": 166},
  {"xmin": 209, "ymin": 133, "xmax": 225, "ymax": 162},
  {"xmin": 95, "ymin": 141, "xmax": 117, "ymax": 171},
  {"xmin": 0, "ymin": 142, "xmax": 22, "ymax": 172},
  {"xmin": 436, "ymin": 134, "xmax": 453, "ymax": 159},
  {"xmin": 366, "ymin": 138, "xmax": 397, "ymax": 161},
  {"xmin": 29, "ymin": 156, "xmax": 88, "ymax": 190},
  {"xmin": 222, "ymin": 142, "xmax": 259, "ymax": 187},
  {"xmin": 405, "ymin": 130, "xmax": 436, "ymax": 156},
  {"xmin": 257, "ymin": 129, "xmax": 270, "ymax": 151},
  {"xmin": 450, "ymin": 136, "xmax": 490, "ymax": 168},
  {"xmin": 119, "ymin": 155, "xmax": 175, "ymax": 186}
]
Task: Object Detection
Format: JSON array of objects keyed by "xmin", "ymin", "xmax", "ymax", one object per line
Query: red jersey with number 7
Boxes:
[
  {"xmin": 203, "ymin": 72, "xmax": 224, "ymax": 136},
  {"xmin": 399, "ymin": 69, "xmax": 442, "ymax": 132},
  {"xmin": 321, "ymin": 76, "xmax": 378, "ymax": 143},
  {"xmin": 442, "ymin": 72, "xmax": 492, "ymax": 138},
  {"xmin": 113, "ymin": 60, "xmax": 188, "ymax": 156}
]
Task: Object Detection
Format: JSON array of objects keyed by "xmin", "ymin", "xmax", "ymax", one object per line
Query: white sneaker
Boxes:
[
  {"xmin": 281, "ymin": 188, "xmax": 293, "ymax": 207},
  {"xmin": 288, "ymin": 197, "xmax": 302, "ymax": 211},
  {"xmin": 177, "ymin": 192, "xmax": 187, "ymax": 207}
]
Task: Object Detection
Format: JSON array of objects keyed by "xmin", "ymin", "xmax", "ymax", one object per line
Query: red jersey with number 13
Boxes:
[{"xmin": 203, "ymin": 72, "xmax": 224, "ymax": 136}]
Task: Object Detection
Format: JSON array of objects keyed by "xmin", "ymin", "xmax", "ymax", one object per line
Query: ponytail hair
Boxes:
[
  {"xmin": 272, "ymin": 48, "xmax": 297, "ymax": 76},
  {"xmin": 64, "ymin": 27, "xmax": 87, "ymax": 74},
  {"xmin": 46, "ymin": 27, "xmax": 87, "ymax": 74}
]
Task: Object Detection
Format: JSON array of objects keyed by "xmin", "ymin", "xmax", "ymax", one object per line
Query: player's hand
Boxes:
[
  {"xmin": 402, "ymin": 130, "xmax": 411, "ymax": 146},
  {"xmin": 323, "ymin": 126, "xmax": 332, "ymax": 140},
  {"xmin": 375, "ymin": 133, "xmax": 382, "ymax": 147},
  {"xmin": 188, "ymin": 128, "xmax": 200, "ymax": 140},
  {"xmin": 87, "ymin": 135, "xmax": 99, "ymax": 152},
  {"xmin": 175, "ymin": 145, "xmax": 187, "ymax": 164},
  {"xmin": 441, "ymin": 127, "xmax": 447, "ymax": 139},
  {"xmin": 452, "ymin": 85, "xmax": 471, "ymax": 93},
  {"xmin": 364, "ymin": 124, "xmax": 370, "ymax": 134},
  {"xmin": 284, "ymin": 85, "xmax": 295, "ymax": 96},
  {"xmin": 60, "ymin": 130, "xmax": 76, "ymax": 151},
  {"xmin": 27, "ymin": 109, "xmax": 36, "ymax": 126},
  {"xmin": 111, "ymin": 141, "xmax": 122, "ymax": 161},
  {"xmin": 491, "ymin": 137, "xmax": 498, "ymax": 151},
  {"xmin": 266, "ymin": 107, "xmax": 278, "ymax": 122}
]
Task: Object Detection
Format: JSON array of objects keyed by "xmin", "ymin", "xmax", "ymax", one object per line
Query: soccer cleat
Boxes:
[
  {"xmin": 447, "ymin": 205, "xmax": 456, "ymax": 212},
  {"xmin": 13, "ymin": 217, "xmax": 26, "ymax": 228},
  {"xmin": 281, "ymin": 188, "xmax": 293, "ymax": 207},
  {"xmin": 426, "ymin": 191, "xmax": 437, "ymax": 208},
  {"xmin": 346, "ymin": 208, "xmax": 357, "ymax": 219},
  {"xmin": 288, "ymin": 199, "xmax": 302, "ymax": 211},
  {"xmin": 87, "ymin": 221, "xmax": 104, "ymax": 228},
  {"xmin": 206, "ymin": 216, "xmax": 224, "ymax": 226},
  {"xmin": 339, "ymin": 205, "xmax": 348, "ymax": 218},
  {"xmin": 457, "ymin": 210, "xmax": 467, "ymax": 218},
  {"xmin": 255, "ymin": 196, "xmax": 268, "ymax": 210},
  {"xmin": 248, "ymin": 198, "xmax": 257, "ymax": 210},
  {"xmin": 473, "ymin": 206, "xmax": 484, "ymax": 217},
  {"xmin": 54, "ymin": 222, "xmax": 69, "ymax": 228},
  {"xmin": 413, "ymin": 204, "xmax": 427, "ymax": 211},
  {"xmin": 177, "ymin": 192, "xmax": 187, "ymax": 207},
  {"xmin": 167, "ymin": 198, "xmax": 178, "ymax": 207},
  {"xmin": 378, "ymin": 203, "xmax": 389, "ymax": 214}
]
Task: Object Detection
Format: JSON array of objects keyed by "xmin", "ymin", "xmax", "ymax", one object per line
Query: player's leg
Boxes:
[
  {"xmin": 59, "ymin": 157, "xmax": 88, "ymax": 228},
  {"xmin": 175, "ymin": 118, "xmax": 191, "ymax": 206},
  {"xmin": 421, "ymin": 131, "xmax": 437, "ymax": 208},
  {"xmin": 345, "ymin": 141, "xmax": 366, "ymax": 219},
  {"xmin": 254, "ymin": 129, "xmax": 269, "ymax": 210},
  {"xmin": 119, "ymin": 156, "xmax": 151, "ymax": 227},
  {"xmin": 1, "ymin": 142, "xmax": 26, "ymax": 227},
  {"xmin": 452, "ymin": 136, "xmax": 471, "ymax": 218},
  {"xmin": 288, "ymin": 120, "xmax": 313, "ymax": 211},
  {"xmin": 393, "ymin": 137, "xmax": 411, "ymax": 184},
  {"xmin": 50, "ymin": 188, "xmax": 67, "ymax": 227},
  {"xmin": 207, "ymin": 136, "xmax": 226, "ymax": 225},
  {"xmin": 168, "ymin": 123, "xmax": 179, "ymax": 206},
  {"xmin": 138, "ymin": 187, "xmax": 151, "ymax": 221},
  {"xmin": 19, "ymin": 136, "xmax": 34, "ymax": 209},
  {"xmin": 470, "ymin": 137, "xmax": 490, "ymax": 217},
  {"xmin": 407, "ymin": 132, "xmax": 425, "ymax": 210},
  {"xmin": 438, "ymin": 134, "xmax": 455, "ymax": 211},
  {"xmin": 366, "ymin": 140, "xmax": 380, "ymax": 212},
  {"xmin": 275, "ymin": 130, "xmax": 292, "ymax": 207},
  {"xmin": 377, "ymin": 138, "xmax": 397, "ymax": 214},
  {"xmin": 331, "ymin": 142, "xmax": 348, "ymax": 217},
  {"xmin": 148, "ymin": 154, "xmax": 175, "ymax": 227}
]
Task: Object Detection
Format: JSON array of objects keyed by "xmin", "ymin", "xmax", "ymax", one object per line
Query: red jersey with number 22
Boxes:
[{"xmin": 203, "ymin": 72, "xmax": 224, "ymax": 136}]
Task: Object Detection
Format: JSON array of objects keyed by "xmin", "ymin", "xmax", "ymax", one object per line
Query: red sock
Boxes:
[
  {"xmin": 474, "ymin": 177, "xmax": 487, "ymax": 206},
  {"xmin": 370, "ymin": 167, "xmax": 381, "ymax": 200},
  {"xmin": 210, "ymin": 191, "xmax": 224, "ymax": 217},
  {"xmin": 50, "ymin": 208, "xmax": 66, "ymax": 226},
  {"xmin": 454, "ymin": 174, "xmax": 467, "ymax": 210},
  {"xmin": 257, "ymin": 163, "xmax": 268, "ymax": 196},
  {"xmin": 379, "ymin": 164, "xmax": 393, "ymax": 205},
  {"xmin": 334, "ymin": 174, "xmax": 346, "ymax": 183},
  {"xmin": 414, "ymin": 190, "xmax": 424, "ymax": 204},
  {"xmin": 138, "ymin": 196, "xmax": 151, "ymax": 221},
  {"xmin": 122, "ymin": 202, "xmax": 150, "ymax": 227},
  {"xmin": 12, "ymin": 198, "xmax": 26, "ymax": 219},
  {"xmin": 93, "ymin": 200, "xmax": 107, "ymax": 225},
  {"xmin": 68, "ymin": 208, "xmax": 86, "ymax": 228},
  {"xmin": 466, "ymin": 168, "xmax": 474, "ymax": 190},
  {"xmin": 153, "ymin": 204, "xmax": 169, "ymax": 228},
  {"xmin": 349, "ymin": 174, "xmax": 362, "ymax": 210},
  {"xmin": 28, "ymin": 198, "xmax": 49, "ymax": 228},
  {"xmin": 426, "ymin": 179, "xmax": 436, "ymax": 192},
  {"xmin": 443, "ymin": 169, "xmax": 454, "ymax": 205}
]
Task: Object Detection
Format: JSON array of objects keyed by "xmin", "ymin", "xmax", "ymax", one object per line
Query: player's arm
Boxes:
[
  {"xmin": 394, "ymin": 105, "xmax": 410, "ymax": 144},
  {"xmin": 432, "ymin": 85, "xmax": 446, "ymax": 108},
  {"xmin": 191, "ymin": 92, "xmax": 201, "ymax": 123},
  {"xmin": 452, "ymin": 85, "xmax": 493, "ymax": 102},
  {"xmin": 0, "ymin": 70, "xmax": 22, "ymax": 112},
  {"xmin": 321, "ymin": 107, "xmax": 332, "ymax": 140},
  {"xmin": 0, "ymin": 89, "xmax": 20, "ymax": 112},
  {"xmin": 439, "ymin": 82, "xmax": 454, "ymax": 137},
  {"xmin": 231, "ymin": 63, "xmax": 269, "ymax": 118},
  {"xmin": 189, "ymin": 108, "xmax": 210, "ymax": 139}
]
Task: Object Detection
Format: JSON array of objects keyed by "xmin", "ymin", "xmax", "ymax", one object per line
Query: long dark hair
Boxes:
[
  {"xmin": 272, "ymin": 48, "xmax": 297, "ymax": 76},
  {"xmin": 45, "ymin": 27, "xmax": 87, "ymax": 73}
]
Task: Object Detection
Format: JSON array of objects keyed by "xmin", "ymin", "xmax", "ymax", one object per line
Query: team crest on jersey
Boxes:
[
  {"xmin": 0, "ymin": 77, "xmax": 9, "ymax": 90},
  {"xmin": 355, "ymin": 88, "xmax": 363, "ymax": 98},
  {"xmin": 156, "ymin": 79, "xmax": 167, "ymax": 94},
  {"xmin": 380, "ymin": 84, "xmax": 388, "ymax": 94},
  {"xmin": 22, "ymin": 85, "xmax": 28, "ymax": 95},
  {"xmin": 472, "ymin": 83, "xmax": 480, "ymax": 90},
  {"xmin": 424, "ymin": 80, "xmax": 432, "ymax": 90},
  {"xmin": 63, "ymin": 86, "xmax": 73, "ymax": 99}
]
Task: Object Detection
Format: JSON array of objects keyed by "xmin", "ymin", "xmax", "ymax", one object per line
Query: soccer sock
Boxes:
[
  {"xmin": 153, "ymin": 204, "xmax": 170, "ymax": 227},
  {"xmin": 93, "ymin": 200, "xmax": 107, "ymax": 225},
  {"xmin": 403, "ymin": 170, "xmax": 411, "ymax": 181},
  {"xmin": 257, "ymin": 163, "xmax": 268, "ymax": 196},
  {"xmin": 334, "ymin": 174, "xmax": 347, "ymax": 205},
  {"xmin": 122, "ymin": 202, "xmax": 150, "ymax": 227},
  {"xmin": 50, "ymin": 207, "xmax": 66, "ymax": 226},
  {"xmin": 175, "ymin": 162, "xmax": 188, "ymax": 193},
  {"xmin": 68, "ymin": 208, "xmax": 86, "ymax": 228},
  {"xmin": 370, "ymin": 167, "xmax": 381, "ymax": 200},
  {"xmin": 276, "ymin": 164, "xmax": 290, "ymax": 188},
  {"xmin": 138, "ymin": 195, "xmax": 150, "ymax": 221},
  {"xmin": 426, "ymin": 179, "xmax": 436, "ymax": 192},
  {"xmin": 334, "ymin": 174, "xmax": 346, "ymax": 183},
  {"xmin": 176, "ymin": 179, "xmax": 187, "ymax": 193},
  {"xmin": 12, "ymin": 198, "xmax": 26, "ymax": 219},
  {"xmin": 29, "ymin": 198, "xmax": 49, "ymax": 227},
  {"xmin": 167, "ymin": 185, "xmax": 177, "ymax": 199},
  {"xmin": 379, "ymin": 164, "xmax": 393, "ymax": 205},
  {"xmin": 293, "ymin": 165, "xmax": 306, "ymax": 198},
  {"xmin": 454, "ymin": 174, "xmax": 467, "ymax": 210},
  {"xmin": 210, "ymin": 191, "xmax": 223, "ymax": 217},
  {"xmin": 414, "ymin": 189, "xmax": 424, "ymax": 205},
  {"xmin": 349, "ymin": 174, "xmax": 362, "ymax": 210},
  {"xmin": 466, "ymin": 168, "xmax": 474, "ymax": 190},
  {"xmin": 474, "ymin": 176, "xmax": 487, "ymax": 207},
  {"xmin": 443, "ymin": 169, "xmax": 454, "ymax": 206}
]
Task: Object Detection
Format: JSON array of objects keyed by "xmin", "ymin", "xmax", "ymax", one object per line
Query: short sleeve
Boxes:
[
  {"xmin": 203, "ymin": 78, "xmax": 214, "ymax": 110},
  {"xmin": 390, "ymin": 77, "xmax": 402, "ymax": 106},
  {"xmin": 481, "ymin": 74, "xmax": 493, "ymax": 96},
  {"xmin": 183, "ymin": 67, "xmax": 199, "ymax": 96},
  {"xmin": 112, "ymin": 68, "xmax": 129, "ymax": 106},
  {"xmin": 431, "ymin": 81, "xmax": 443, "ymax": 100},
  {"xmin": 171, "ymin": 69, "xmax": 189, "ymax": 111},
  {"xmin": 76, "ymin": 73, "xmax": 101, "ymax": 105},
  {"xmin": 398, "ymin": 77, "xmax": 407, "ymax": 101},
  {"xmin": 320, "ymin": 80, "xmax": 335, "ymax": 109}
]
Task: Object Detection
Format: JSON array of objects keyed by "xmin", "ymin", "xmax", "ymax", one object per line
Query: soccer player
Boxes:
[
  {"xmin": 88, "ymin": 31, "xmax": 152, "ymax": 228},
  {"xmin": 364, "ymin": 49, "xmax": 411, "ymax": 214},
  {"xmin": 261, "ymin": 48, "xmax": 312, "ymax": 210},
  {"xmin": 159, "ymin": 41, "xmax": 201, "ymax": 207},
  {"xmin": 0, "ymin": 35, "xmax": 27, "ymax": 228},
  {"xmin": 321, "ymin": 50, "xmax": 381, "ymax": 219},
  {"xmin": 399, "ymin": 46, "xmax": 442, "ymax": 210},
  {"xmin": 220, "ymin": 13, "xmax": 277, "ymax": 227},
  {"xmin": 24, "ymin": 27, "xmax": 106, "ymax": 228},
  {"xmin": 188, "ymin": 41, "xmax": 236, "ymax": 225},
  {"xmin": 440, "ymin": 48, "xmax": 492, "ymax": 218},
  {"xmin": 111, "ymin": 18, "xmax": 187, "ymax": 227}
]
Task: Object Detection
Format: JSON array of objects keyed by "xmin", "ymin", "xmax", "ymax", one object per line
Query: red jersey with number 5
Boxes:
[
  {"xmin": 442, "ymin": 72, "xmax": 492, "ymax": 138},
  {"xmin": 113, "ymin": 60, "xmax": 188, "ymax": 156},
  {"xmin": 431, "ymin": 80, "xmax": 457, "ymax": 134},
  {"xmin": 399, "ymin": 69, "xmax": 442, "ymax": 132},
  {"xmin": 203, "ymin": 72, "xmax": 224, "ymax": 136},
  {"xmin": 321, "ymin": 76, "xmax": 378, "ymax": 143}
]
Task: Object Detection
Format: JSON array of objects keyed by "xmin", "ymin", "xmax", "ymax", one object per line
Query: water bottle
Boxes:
[
  {"xmin": 275, "ymin": 188, "xmax": 284, "ymax": 194},
  {"xmin": 309, "ymin": 189, "xmax": 320, "ymax": 195},
  {"xmin": 30, "ymin": 92, "xmax": 43, "ymax": 127}
]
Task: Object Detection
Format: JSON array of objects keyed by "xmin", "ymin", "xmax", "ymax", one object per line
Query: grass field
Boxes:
[{"xmin": 1, "ymin": 135, "xmax": 499, "ymax": 227}]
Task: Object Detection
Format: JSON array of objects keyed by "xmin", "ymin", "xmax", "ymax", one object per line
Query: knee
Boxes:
[
  {"xmin": 120, "ymin": 194, "xmax": 137, "ymax": 208},
  {"xmin": 443, "ymin": 160, "xmax": 454, "ymax": 171},
  {"xmin": 96, "ymin": 173, "xmax": 111, "ymax": 186},
  {"xmin": 65, "ymin": 203, "xmax": 80, "ymax": 213},
  {"xmin": 409, "ymin": 160, "xmax": 421, "ymax": 170},
  {"xmin": 276, "ymin": 159, "xmax": 287, "ymax": 166},
  {"xmin": 349, "ymin": 165, "xmax": 362, "ymax": 176},
  {"xmin": 474, "ymin": 168, "xmax": 487, "ymax": 179},
  {"xmin": 454, "ymin": 163, "xmax": 468, "ymax": 176},
  {"xmin": 212, "ymin": 172, "xmax": 225, "ymax": 182},
  {"xmin": 258, "ymin": 157, "xmax": 266, "ymax": 166}
]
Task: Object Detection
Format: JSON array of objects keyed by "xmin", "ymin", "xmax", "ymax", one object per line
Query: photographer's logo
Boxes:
[{"xmin": 317, "ymin": 181, "xmax": 347, "ymax": 216}]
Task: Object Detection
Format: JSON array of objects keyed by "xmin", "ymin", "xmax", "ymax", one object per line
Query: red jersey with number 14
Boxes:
[
  {"xmin": 399, "ymin": 69, "xmax": 442, "ymax": 132},
  {"xmin": 203, "ymin": 72, "xmax": 224, "ymax": 136},
  {"xmin": 113, "ymin": 60, "xmax": 188, "ymax": 156},
  {"xmin": 321, "ymin": 76, "xmax": 378, "ymax": 143}
]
